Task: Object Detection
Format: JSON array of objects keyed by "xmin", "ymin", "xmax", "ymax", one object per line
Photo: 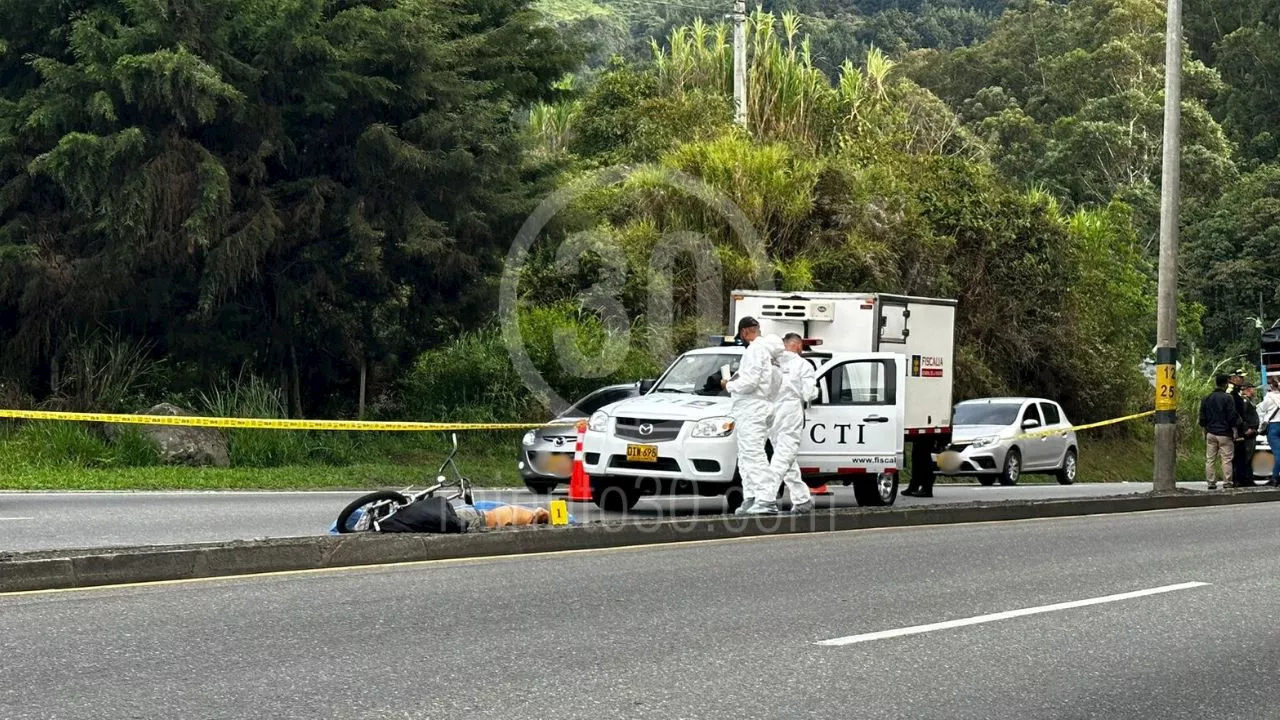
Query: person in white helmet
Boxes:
[
  {"xmin": 768, "ymin": 333, "xmax": 818, "ymax": 513},
  {"xmin": 722, "ymin": 317, "xmax": 784, "ymax": 515}
]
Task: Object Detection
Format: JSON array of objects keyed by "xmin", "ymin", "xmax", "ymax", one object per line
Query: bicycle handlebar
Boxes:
[{"xmin": 437, "ymin": 432, "xmax": 461, "ymax": 475}]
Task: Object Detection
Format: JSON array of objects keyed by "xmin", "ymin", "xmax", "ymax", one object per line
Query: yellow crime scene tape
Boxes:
[
  {"xmin": 0, "ymin": 409, "xmax": 578, "ymax": 432},
  {"xmin": 0, "ymin": 408, "xmax": 1156, "ymax": 435},
  {"xmin": 935, "ymin": 410, "xmax": 1156, "ymax": 471},
  {"xmin": 1017, "ymin": 410, "xmax": 1156, "ymax": 440}
]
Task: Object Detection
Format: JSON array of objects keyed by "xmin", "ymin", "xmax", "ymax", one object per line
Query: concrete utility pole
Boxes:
[
  {"xmin": 732, "ymin": 0, "xmax": 747, "ymax": 127},
  {"xmin": 1153, "ymin": 0, "xmax": 1182, "ymax": 492}
]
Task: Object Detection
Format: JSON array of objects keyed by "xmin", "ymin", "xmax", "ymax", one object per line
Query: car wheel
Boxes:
[
  {"xmin": 1000, "ymin": 449, "xmax": 1021, "ymax": 486},
  {"xmin": 591, "ymin": 477, "xmax": 641, "ymax": 513},
  {"xmin": 724, "ymin": 484, "xmax": 745, "ymax": 513},
  {"xmin": 853, "ymin": 472, "xmax": 898, "ymax": 506},
  {"xmin": 978, "ymin": 476, "xmax": 997, "ymax": 487},
  {"xmin": 523, "ymin": 480, "xmax": 557, "ymax": 495},
  {"xmin": 1056, "ymin": 448, "xmax": 1078, "ymax": 485}
]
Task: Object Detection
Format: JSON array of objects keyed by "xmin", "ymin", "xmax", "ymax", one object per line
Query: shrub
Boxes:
[
  {"xmin": 46, "ymin": 329, "xmax": 161, "ymax": 412},
  {"xmin": 0, "ymin": 421, "xmax": 159, "ymax": 468},
  {"xmin": 400, "ymin": 305, "xmax": 663, "ymax": 422},
  {"xmin": 200, "ymin": 372, "xmax": 359, "ymax": 467}
]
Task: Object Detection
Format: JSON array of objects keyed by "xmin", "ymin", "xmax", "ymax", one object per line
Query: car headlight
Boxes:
[
  {"xmin": 691, "ymin": 416, "xmax": 735, "ymax": 438},
  {"xmin": 588, "ymin": 411, "xmax": 609, "ymax": 433},
  {"xmin": 521, "ymin": 431, "xmax": 536, "ymax": 446},
  {"xmin": 970, "ymin": 436, "xmax": 998, "ymax": 449}
]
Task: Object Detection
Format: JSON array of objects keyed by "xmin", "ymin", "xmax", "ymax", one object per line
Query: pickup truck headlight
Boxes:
[
  {"xmin": 691, "ymin": 416, "xmax": 735, "ymax": 438},
  {"xmin": 588, "ymin": 411, "xmax": 609, "ymax": 433},
  {"xmin": 970, "ymin": 436, "xmax": 998, "ymax": 449},
  {"xmin": 521, "ymin": 431, "xmax": 536, "ymax": 446}
]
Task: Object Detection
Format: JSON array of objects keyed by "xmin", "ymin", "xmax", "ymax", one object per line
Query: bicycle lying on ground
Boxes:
[{"xmin": 334, "ymin": 433, "xmax": 474, "ymax": 533}]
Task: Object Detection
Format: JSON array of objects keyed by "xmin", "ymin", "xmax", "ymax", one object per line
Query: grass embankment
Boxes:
[
  {"xmin": 0, "ymin": 423, "xmax": 524, "ymax": 491},
  {"xmin": 0, "ymin": 424, "xmax": 1215, "ymax": 491}
]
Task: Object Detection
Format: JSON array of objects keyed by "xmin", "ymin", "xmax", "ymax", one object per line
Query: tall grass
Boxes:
[
  {"xmin": 48, "ymin": 329, "xmax": 160, "ymax": 412},
  {"xmin": 527, "ymin": 100, "xmax": 582, "ymax": 156},
  {"xmin": 652, "ymin": 11, "xmax": 895, "ymax": 150},
  {"xmin": 0, "ymin": 421, "xmax": 159, "ymax": 468},
  {"xmin": 199, "ymin": 372, "xmax": 361, "ymax": 467}
]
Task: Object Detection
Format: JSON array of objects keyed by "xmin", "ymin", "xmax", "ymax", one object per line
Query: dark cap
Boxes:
[{"xmin": 737, "ymin": 316, "xmax": 760, "ymax": 331}]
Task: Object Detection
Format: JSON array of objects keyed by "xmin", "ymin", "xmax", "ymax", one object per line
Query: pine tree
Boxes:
[{"xmin": 0, "ymin": 0, "xmax": 580, "ymax": 412}]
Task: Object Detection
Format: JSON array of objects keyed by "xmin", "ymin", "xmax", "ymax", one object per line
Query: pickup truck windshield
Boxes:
[
  {"xmin": 953, "ymin": 403, "xmax": 1021, "ymax": 426},
  {"xmin": 654, "ymin": 353, "xmax": 743, "ymax": 396}
]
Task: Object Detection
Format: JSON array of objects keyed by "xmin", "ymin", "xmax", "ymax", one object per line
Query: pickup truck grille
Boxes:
[
  {"xmin": 614, "ymin": 418, "xmax": 684, "ymax": 442},
  {"xmin": 609, "ymin": 456, "xmax": 682, "ymax": 472}
]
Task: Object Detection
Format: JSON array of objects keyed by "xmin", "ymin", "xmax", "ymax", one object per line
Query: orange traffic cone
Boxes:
[{"xmin": 567, "ymin": 419, "xmax": 592, "ymax": 502}]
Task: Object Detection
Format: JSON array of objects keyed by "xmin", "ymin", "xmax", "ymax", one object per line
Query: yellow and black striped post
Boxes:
[{"xmin": 1153, "ymin": 345, "xmax": 1179, "ymax": 491}]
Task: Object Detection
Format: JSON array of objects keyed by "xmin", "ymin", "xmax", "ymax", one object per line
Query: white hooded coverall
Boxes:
[
  {"xmin": 769, "ymin": 351, "xmax": 818, "ymax": 506},
  {"xmin": 726, "ymin": 335, "xmax": 784, "ymax": 507}
]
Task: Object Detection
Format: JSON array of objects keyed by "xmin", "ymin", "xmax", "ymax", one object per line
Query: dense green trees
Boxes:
[
  {"xmin": 904, "ymin": 0, "xmax": 1236, "ymax": 238},
  {"xmin": 0, "ymin": 0, "xmax": 580, "ymax": 414},
  {"xmin": 904, "ymin": 0, "xmax": 1279, "ymax": 363},
  {"xmin": 2, "ymin": 0, "xmax": 1275, "ymax": 425},
  {"xmin": 519, "ymin": 15, "xmax": 1153, "ymax": 421}
]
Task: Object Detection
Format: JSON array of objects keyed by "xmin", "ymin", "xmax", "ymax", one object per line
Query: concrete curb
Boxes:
[{"xmin": 3, "ymin": 489, "xmax": 1279, "ymax": 593}]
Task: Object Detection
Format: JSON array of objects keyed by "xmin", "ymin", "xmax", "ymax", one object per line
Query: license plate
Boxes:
[
  {"xmin": 544, "ymin": 454, "xmax": 572, "ymax": 475},
  {"xmin": 626, "ymin": 444, "xmax": 659, "ymax": 463}
]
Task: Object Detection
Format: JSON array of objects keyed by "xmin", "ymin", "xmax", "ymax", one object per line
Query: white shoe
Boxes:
[
  {"xmin": 746, "ymin": 501, "xmax": 779, "ymax": 515},
  {"xmin": 790, "ymin": 500, "xmax": 814, "ymax": 513},
  {"xmin": 733, "ymin": 498, "xmax": 755, "ymax": 516}
]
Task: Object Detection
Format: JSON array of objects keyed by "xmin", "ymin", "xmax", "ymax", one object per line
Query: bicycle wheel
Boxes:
[{"xmin": 335, "ymin": 491, "xmax": 407, "ymax": 533}]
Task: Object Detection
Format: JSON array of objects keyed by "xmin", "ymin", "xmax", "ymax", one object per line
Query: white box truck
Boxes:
[{"xmin": 581, "ymin": 291, "xmax": 957, "ymax": 512}]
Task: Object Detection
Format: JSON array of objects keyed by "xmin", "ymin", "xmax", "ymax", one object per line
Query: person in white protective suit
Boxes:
[
  {"xmin": 722, "ymin": 317, "xmax": 785, "ymax": 515},
  {"xmin": 768, "ymin": 333, "xmax": 819, "ymax": 513}
]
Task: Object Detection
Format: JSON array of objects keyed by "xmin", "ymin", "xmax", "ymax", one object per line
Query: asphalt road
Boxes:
[
  {"xmin": 3, "ymin": 503, "xmax": 1279, "ymax": 719},
  {"xmin": 0, "ymin": 481, "xmax": 1225, "ymax": 552}
]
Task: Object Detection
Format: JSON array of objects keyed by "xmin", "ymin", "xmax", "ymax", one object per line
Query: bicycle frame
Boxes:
[
  {"xmin": 401, "ymin": 433, "xmax": 468, "ymax": 501},
  {"xmin": 359, "ymin": 434, "xmax": 472, "ymax": 529}
]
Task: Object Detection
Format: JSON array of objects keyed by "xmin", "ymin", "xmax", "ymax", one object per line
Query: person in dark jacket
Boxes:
[
  {"xmin": 1235, "ymin": 382, "xmax": 1262, "ymax": 485},
  {"xmin": 1201, "ymin": 374, "xmax": 1241, "ymax": 490}
]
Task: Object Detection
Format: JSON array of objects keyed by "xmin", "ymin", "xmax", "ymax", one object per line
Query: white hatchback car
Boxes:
[{"xmin": 936, "ymin": 398, "xmax": 1079, "ymax": 485}]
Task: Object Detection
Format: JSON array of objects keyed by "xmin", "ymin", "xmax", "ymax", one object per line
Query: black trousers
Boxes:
[
  {"xmin": 1235, "ymin": 437, "xmax": 1256, "ymax": 484},
  {"xmin": 909, "ymin": 441, "xmax": 936, "ymax": 492}
]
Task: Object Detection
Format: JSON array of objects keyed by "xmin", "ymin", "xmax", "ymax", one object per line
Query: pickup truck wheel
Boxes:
[
  {"xmin": 724, "ymin": 485, "xmax": 745, "ymax": 513},
  {"xmin": 591, "ymin": 478, "xmax": 641, "ymax": 513},
  {"xmin": 1056, "ymin": 448, "xmax": 1078, "ymax": 485},
  {"xmin": 853, "ymin": 473, "xmax": 898, "ymax": 506},
  {"xmin": 523, "ymin": 480, "xmax": 556, "ymax": 495},
  {"xmin": 978, "ymin": 476, "xmax": 997, "ymax": 487},
  {"xmin": 1000, "ymin": 449, "xmax": 1021, "ymax": 486}
]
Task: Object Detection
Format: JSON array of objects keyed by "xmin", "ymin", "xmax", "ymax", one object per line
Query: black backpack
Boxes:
[{"xmin": 377, "ymin": 496, "xmax": 466, "ymax": 534}]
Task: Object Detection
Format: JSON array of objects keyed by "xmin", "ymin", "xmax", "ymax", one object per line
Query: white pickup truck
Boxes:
[{"xmin": 582, "ymin": 291, "xmax": 957, "ymax": 511}]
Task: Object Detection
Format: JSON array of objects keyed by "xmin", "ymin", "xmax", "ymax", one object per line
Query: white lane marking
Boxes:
[
  {"xmin": 0, "ymin": 517, "xmax": 34, "ymax": 521},
  {"xmin": 816, "ymin": 581, "xmax": 1211, "ymax": 646}
]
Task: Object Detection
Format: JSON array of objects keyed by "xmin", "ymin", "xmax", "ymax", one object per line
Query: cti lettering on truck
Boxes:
[
  {"xmin": 809, "ymin": 423, "xmax": 868, "ymax": 445},
  {"xmin": 920, "ymin": 356, "xmax": 944, "ymax": 378}
]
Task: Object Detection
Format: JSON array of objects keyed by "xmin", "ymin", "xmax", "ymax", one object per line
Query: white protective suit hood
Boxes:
[{"xmin": 726, "ymin": 334, "xmax": 785, "ymax": 401}]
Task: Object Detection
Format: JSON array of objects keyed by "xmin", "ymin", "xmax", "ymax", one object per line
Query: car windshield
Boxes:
[
  {"xmin": 953, "ymin": 403, "xmax": 1021, "ymax": 426},
  {"xmin": 653, "ymin": 353, "xmax": 742, "ymax": 396},
  {"xmin": 564, "ymin": 389, "xmax": 628, "ymax": 417}
]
